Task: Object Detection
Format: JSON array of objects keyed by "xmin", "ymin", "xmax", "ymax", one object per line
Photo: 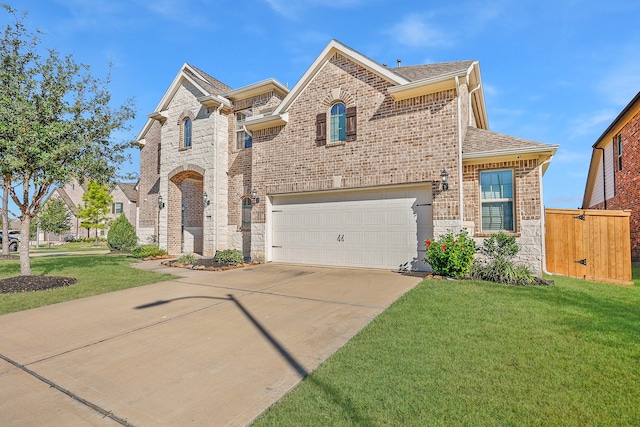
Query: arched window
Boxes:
[
  {"xmin": 330, "ymin": 102, "xmax": 346, "ymax": 143},
  {"xmin": 183, "ymin": 118, "xmax": 192, "ymax": 148},
  {"xmin": 241, "ymin": 198, "xmax": 252, "ymax": 230}
]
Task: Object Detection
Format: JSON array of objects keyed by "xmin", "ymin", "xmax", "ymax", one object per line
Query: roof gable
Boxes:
[
  {"xmin": 136, "ymin": 63, "xmax": 233, "ymax": 143},
  {"xmin": 273, "ymin": 40, "xmax": 409, "ymax": 115}
]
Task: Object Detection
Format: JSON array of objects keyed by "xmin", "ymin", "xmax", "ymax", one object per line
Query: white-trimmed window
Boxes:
[
  {"xmin": 183, "ymin": 118, "xmax": 192, "ymax": 148},
  {"xmin": 329, "ymin": 102, "xmax": 346, "ymax": 143},
  {"xmin": 616, "ymin": 133, "xmax": 622, "ymax": 171},
  {"xmin": 236, "ymin": 110, "xmax": 253, "ymax": 150},
  {"xmin": 241, "ymin": 198, "xmax": 252, "ymax": 229},
  {"xmin": 113, "ymin": 202, "xmax": 123, "ymax": 214},
  {"xmin": 480, "ymin": 169, "xmax": 514, "ymax": 232}
]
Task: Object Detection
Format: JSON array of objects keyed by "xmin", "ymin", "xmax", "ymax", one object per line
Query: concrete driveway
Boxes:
[{"xmin": 0, "ymin": 262, "xmax": 421, "ymax": 426}]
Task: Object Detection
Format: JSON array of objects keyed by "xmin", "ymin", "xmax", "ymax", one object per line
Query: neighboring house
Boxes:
[
  {"xmin": 46, "ymin": 178, "xmax": 138, "ymax": 241},
  {"xmin": 583, "ymin": 91, "xmax": 640, "ymax": 261},
  {"xmin": 135, "ymin": 40, "xmax": 557, "ymax": 273}
]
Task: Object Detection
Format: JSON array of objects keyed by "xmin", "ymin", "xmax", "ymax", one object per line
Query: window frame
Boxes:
[
  {"xmin": 479, "ymin": 169, "xmax": 515, "ymax": 233},
  {"xmin": 236, "ymin": 109, "xmax": 253, "ymax": 150},
  {"xmin": 329, "ymin": 102, "xmax": 347, "ymax": 144},
  {"xmin": 182, "ymin": 118, "xmax": 192, "ymax": 149},
  {"xmin": 113, "ymin": 202, "xmax": 123, "ymax": 214},
  {"xmin": 616, "ymin": 133, "xmax": 622, "ymax": 171}
]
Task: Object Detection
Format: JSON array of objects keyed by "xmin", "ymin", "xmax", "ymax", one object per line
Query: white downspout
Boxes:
[
  {"xmin": 539, "ymin": 156, "xmax": 553, "ymax": 275},
  {"xmin": 455, "ymin": 76, "xmax": 464, "ymax": 229},
  {"xmin": 468, "ymin": 84, "xmax": 481, "ymax": 126},
  {"xmin": 214, "ymin": 103, "xmax": 224, "ymax": 254}
]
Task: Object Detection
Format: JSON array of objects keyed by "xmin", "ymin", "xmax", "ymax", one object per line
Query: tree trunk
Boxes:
[
  {"xmin": 20, "ymin": 216, "xmax": 31, "ymax": 276},
  {"xmin": 2, "ymin": 180, "xmax": 9, "ymax": 257}
]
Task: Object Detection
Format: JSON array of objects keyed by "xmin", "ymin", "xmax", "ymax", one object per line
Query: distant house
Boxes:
[
  {"xmin": 135, "ymin": 40, "xmax": 557, "ymax": 274},
  {"xmin": 45, "ymin": 179, "xmax": 138, "ymax": 241},
  {"xmin": 583, "ymin": 91, "xmax": 640, "ymax": 261}
]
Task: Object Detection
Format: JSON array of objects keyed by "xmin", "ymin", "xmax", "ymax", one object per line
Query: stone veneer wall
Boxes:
[{"xmin": 157, "ymin": 82, "xmax": 230, "ymax": 255}]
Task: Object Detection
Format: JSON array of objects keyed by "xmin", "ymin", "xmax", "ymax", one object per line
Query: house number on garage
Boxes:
[{"xmin": 337, "ymin": 234, "xmax": 344, "ymax": 242}]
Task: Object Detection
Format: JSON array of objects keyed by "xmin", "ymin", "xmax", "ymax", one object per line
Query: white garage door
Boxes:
[{"xmin": 270, "ymin": 185, "xmax": 433, "ymax": 271}]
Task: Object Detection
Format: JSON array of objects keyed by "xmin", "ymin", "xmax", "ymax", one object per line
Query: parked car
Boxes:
[{"xmin": 0, "ymin": 231, "xmax": 20, "ymax": 252}]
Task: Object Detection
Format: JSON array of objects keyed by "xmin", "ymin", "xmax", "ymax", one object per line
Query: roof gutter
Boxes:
[{"xmin": 455, "ymin": 76, "xmax": 464, "ymax": 227}]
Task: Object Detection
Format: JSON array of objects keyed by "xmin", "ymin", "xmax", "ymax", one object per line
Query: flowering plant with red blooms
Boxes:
[{"xmin": 424, "ymin": 229, "xmax": 476, "ymax": 278}]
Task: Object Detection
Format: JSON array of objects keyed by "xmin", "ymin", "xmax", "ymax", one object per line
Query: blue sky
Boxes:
[{"xmin": 5, "ymin": 0, "xmax": 640, "ymax": 210}]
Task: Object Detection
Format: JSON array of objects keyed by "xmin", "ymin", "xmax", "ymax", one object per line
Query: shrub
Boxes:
[
  {"xmin": 471, "ymin": 232, "xmax": 536, "ymax": 285},
  {"xmin": 131, "ymin": 244, "xmax": 167, "ymax": 259},
  {"xmin": 107, "ymin": 214, "xmax": 138, "ymax": 251},
  {"xmin": 424, "ymin": 229, "xmax": 476, "ymax": 278},
  {"xmin": 214, "ymin": 249, "xmax": 244, "ymax": 265},
  {"xmin": 177, "ymin": 253, "xmax": 198, "ymax": 265}
]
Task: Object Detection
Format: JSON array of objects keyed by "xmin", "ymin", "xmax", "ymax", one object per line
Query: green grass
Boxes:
[
  {"xmin": 254, "ymin": 272, "xmax": 640, "ymax": 426},
  {"xmin": 29, "ymin": 241, "xmax": 109, "ymax": 253},
  {"xmin": 0, "ymin": 254, "xmax": 177, "ymax": 315}
]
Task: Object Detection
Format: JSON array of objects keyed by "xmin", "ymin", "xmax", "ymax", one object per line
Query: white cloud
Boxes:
[
  {"xmin": 263, "ymin": 0, "xmax": 363, "ymax": 20},
  {"xmin": 385, "ymin": 14, "xmax": 452, "ymax": 48},
  {"xmin": 568, "ymin": 110, "xmax": 616, "ymax": 139},
  {"xmin": 553, "ymin": 148, "xmax": 588, "ymax": 164}
]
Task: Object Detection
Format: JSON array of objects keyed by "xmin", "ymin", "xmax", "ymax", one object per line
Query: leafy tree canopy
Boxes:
[
  {"xmin": 78, "ymin": 182, "xmax": 113, "ymax": 242},
  {"xmin": 0, "ymin": 5, "xmax": 135, "ymax": 274},
  {"xmin": 37, "ymin": 197, "xmax": 72, "ymax": 236}
]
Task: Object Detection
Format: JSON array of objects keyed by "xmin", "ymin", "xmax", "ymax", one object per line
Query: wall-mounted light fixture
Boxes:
[
  {"xmin": 158, "ymin": 194, "xmax": 165, "ymax": 209},
  {"xmin": 203, "ymin": 191, "xmax": 210, "ymax": 206},
  {"xmin": 440, "ymin": 169, "xmax": 449, "ymax": 191},
  {"xmin": 251, "ymin": 188, "xmax": 260, "ymax": 204}
]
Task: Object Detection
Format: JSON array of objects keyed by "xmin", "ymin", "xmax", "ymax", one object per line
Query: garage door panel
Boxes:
[{"xmin": 271, "ymin": 185, "xmax": 432, "ymax": 271}]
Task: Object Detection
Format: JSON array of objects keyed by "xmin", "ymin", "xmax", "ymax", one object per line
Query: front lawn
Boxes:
[
  {"xmin": 253, "ymin": 273, "xmax": 640, "ymax": 426},
  {"xmin": 29, "ymin": 241, "xmax": 109, "ymax": 253},
  {"xmin": 0, "ymin": 255, "xmax": 176, "ymax": 315}
]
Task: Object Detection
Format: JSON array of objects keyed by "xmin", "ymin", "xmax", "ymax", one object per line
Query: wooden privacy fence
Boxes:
[{"xmin": 545, "ymin": 208, "xmax": 632, "ymax": 285}]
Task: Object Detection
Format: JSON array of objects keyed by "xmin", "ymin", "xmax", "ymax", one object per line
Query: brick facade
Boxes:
[
  {"xmin": 596, "ymin": 110, "xmax": 640, "ymax": 261},
  {"xmin": 584, "ymin": 93, "xmax": 640, "ymax": 262},
  {"xmin": 136, "ymin": 42, "xmax": 555, "ymax": 273}
]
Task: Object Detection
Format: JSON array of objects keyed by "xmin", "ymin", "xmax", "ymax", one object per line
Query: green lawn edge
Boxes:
[
  {"xmin": 253, "ymin": 268, "xmax": 640, "ymax": 426},
  {"xmin": 0, "ymin": 254, "xmax": 177, "ymax": 315}
]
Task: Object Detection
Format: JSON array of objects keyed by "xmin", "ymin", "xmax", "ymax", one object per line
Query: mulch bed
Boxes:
[
  {"xmin": 161, "ymin": 258, "xmax": 259, "ymax": 271},
  {"xmin": 0, "ymin": 275, "xmax": 77, "ymax": 293}
]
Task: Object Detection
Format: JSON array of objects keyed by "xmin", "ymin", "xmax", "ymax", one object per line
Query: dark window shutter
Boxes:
[
  {"xmin": 316, "ymin": 113, "xmax": 326, "ymax": 145},
  {"xmin": 346, "ymin": 106, "xmax": 357, "ymax": 141}
]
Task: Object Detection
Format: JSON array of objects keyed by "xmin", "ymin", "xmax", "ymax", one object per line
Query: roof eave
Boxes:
[
  {"xmin": 223, "ymin": 78, "xmax": 289, "ymax": 101},
  {"xmin": 388, "ymin": 71, "xmax": 465, "ymax": 101},
  {"xmin": 244, "ymin": 112, "xmax": 288, "ymax": 131}
]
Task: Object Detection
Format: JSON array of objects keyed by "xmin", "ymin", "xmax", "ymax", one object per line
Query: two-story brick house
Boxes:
[
  {"xmin": 135, "ymin": 40, "xmax": 557, "ymax": 273},
  {"xmin": 47, "ymin": 179, "xmax": 138, "ymax": 241},
  {"xmin": 583, "ymin": 91, "xmax": 640, "ymax": 261}
]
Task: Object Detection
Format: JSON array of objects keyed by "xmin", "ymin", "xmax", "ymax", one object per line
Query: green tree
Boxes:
[
  {"xmin": 0, "ymin": 6, "xmax": 135, "ymax": 274},
  {"xmin": 37, "ymin": 198, "xmax": 72, "ymax": 242},
  {"xmin": 107, "ymin": 213, "xmax": 137, "ymax": 251},
  {"xmin": 77, "ymin": 182, "xmax": 113, "ymax": 243}
]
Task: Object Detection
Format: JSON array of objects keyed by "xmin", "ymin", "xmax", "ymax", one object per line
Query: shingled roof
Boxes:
[
  {"xmin": 117, "ymin": 182, "xmax": 138, "ymax": 203},
  {"xmin": 185, "ymin": 64, "xmax": 232, "ymax": 95},
  {"xmin": 53, "ymin": 188, "xmax": 79, "ymax": 215},
  {"xmin": 463, "ymin": 126, "xmax": 558, "ymax": 158},
  {"xmin": 392, "ymin": 60, "xmax": 476, "ymax": 82}
]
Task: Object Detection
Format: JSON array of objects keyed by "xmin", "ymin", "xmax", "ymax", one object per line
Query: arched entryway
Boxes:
[{"xmin": 167, "ymin": 166, "xmax": 205, "ymax": 255}]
